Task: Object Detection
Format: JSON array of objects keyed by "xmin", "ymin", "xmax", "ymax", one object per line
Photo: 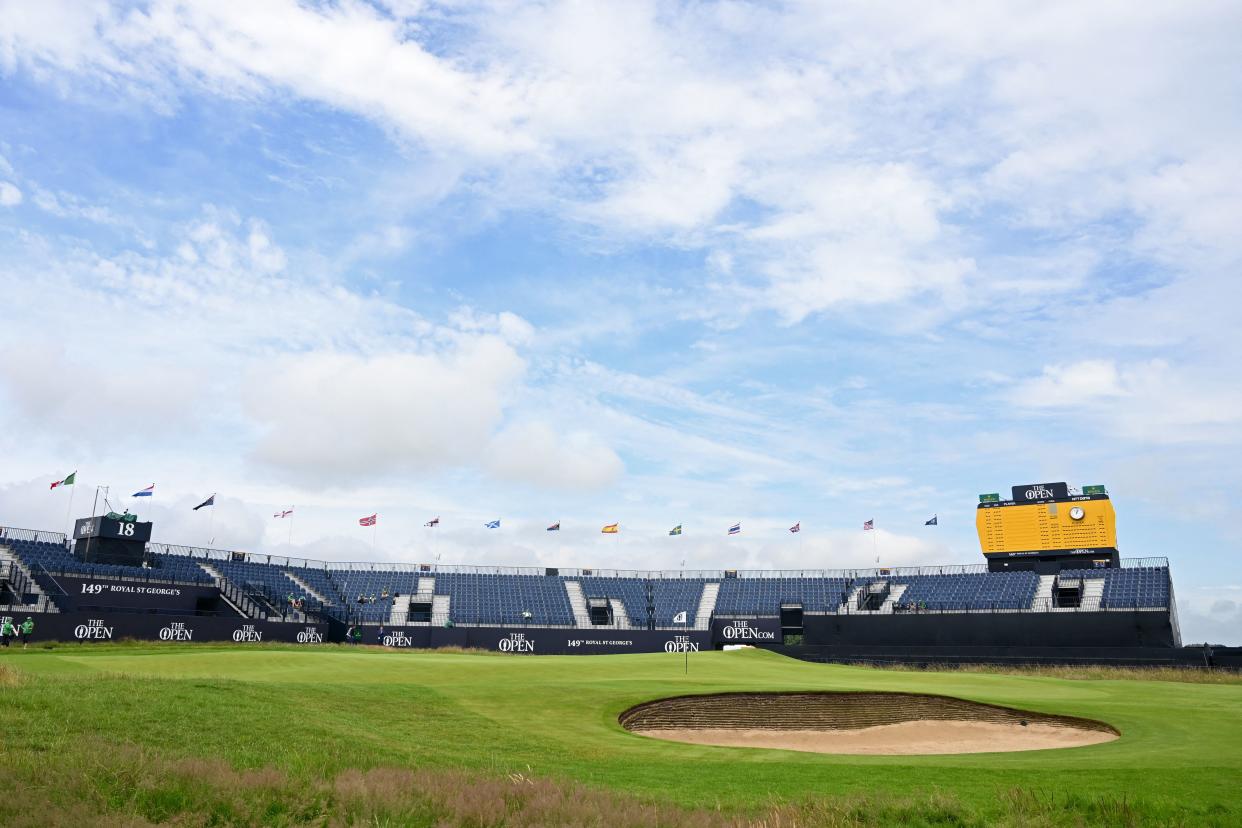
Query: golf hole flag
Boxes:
[
  {"xmin": 132, "ymin": 484, "xmax": 155, "ymax": 497},
  {"xmin": 359, "ymin": 514, "xmax": 377, "ymax": 527},
  {"xmin": 50, "ymin": 471, "xmax": 76, "ymax": 490},
  {"xmin": 673, "ymin": 611, "xmax": 687, "ymax": 624},
  {"xmin": 601, "ymin": 523, "xmax": 619, "ymax": 534}
]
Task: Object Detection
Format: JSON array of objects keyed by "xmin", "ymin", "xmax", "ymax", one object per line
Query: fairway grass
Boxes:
[{"xmin": 2, "ymin": 645, "xmax": 1239, "ymax": 826}]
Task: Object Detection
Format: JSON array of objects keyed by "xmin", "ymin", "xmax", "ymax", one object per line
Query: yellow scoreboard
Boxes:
[{"xmin": 977, "ymin": 496, "xmax": 1117, "ymax": 556}]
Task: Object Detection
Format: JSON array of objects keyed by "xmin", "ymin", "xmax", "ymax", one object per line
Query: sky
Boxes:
[{"xmin": 0, "ymin": 1, "xmax": 1239, "ymax": 643}]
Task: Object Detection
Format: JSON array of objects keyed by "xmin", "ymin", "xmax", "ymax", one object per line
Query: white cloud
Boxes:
[
  {"xmin": 246, "ymin": 340, "xmax": 527, "ymax": 483},
  {"xmin": 1009, "ymin": 359, "xmax": 1242, "ymax": 444},
  {"xmin": 11, "ymin": 0, "xmax": 1236, "ymax": 323},
  {"xmin": 0, "ymin": 181, "xmax": 20, "ymax": 206},
  {"xmin": 487, "ymin": 421, "xmax": 623, "ymax": 492}
]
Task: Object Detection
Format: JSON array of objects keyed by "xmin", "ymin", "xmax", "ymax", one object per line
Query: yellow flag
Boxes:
[{"xmin": 601, "ymin": 523, "xmax": 619, "ymax": 534}]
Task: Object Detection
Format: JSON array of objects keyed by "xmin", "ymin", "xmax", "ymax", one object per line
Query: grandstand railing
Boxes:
[
  {"xmin": 0, "ymin": 526, "xmax": 69, "ymax": 545},
  {"xmin": 138, "ymin": 538, "xmax": 1171, "ymax": 580}
]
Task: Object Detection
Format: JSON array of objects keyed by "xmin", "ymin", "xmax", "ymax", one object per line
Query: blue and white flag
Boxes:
[
  {"xmin": 547, "ymin": 521, "xmax": 560, "ymax": 531},
  {"xmin": 925, "ymin": 515, "xmax": 938, "ymax": 525},
  {"xmin": 192, "ymin": 494, "xmax": 215, "ymax": 511},
  {"xmin": 728, "ymin": 523, "xmax": 741, "ymax": 535},
  {"xmin": 132, "ymin": 484, "xmax": 155, "ymax": 497},
  {"xmin": 485, "ymin": 519, "xmax": 500, "ymax": 529},
  {"xmin": 673, "ymin": 611, "xmax": 687, "ymax": 624}
]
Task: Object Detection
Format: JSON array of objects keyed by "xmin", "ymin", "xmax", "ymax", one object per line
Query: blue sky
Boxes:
[{"xmin": 1, "ymin": 1, "xmax": 1240, "ymax": 643}]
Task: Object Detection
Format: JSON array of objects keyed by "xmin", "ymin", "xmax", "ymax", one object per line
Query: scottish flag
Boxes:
[{"xmin": 485, "ymin": 519, "xmax": 500, "ymax": 529}]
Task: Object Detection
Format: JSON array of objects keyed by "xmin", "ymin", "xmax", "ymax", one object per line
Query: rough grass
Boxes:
[
  {"xmin": 3, "ymin": 644, "xmax": 1240, "ymax": 826},
  {"xmin": 864, "ymin": 661, "xmax": 1242, "ymax": 685}
]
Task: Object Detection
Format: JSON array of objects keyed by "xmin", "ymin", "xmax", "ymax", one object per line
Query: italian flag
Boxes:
[{"xmin": 50, "ymin": 471, "xmax": 76, "ymax": 490}]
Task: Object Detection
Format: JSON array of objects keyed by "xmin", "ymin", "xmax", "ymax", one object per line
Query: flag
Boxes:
[
  {"xmin": 863, "ymin": 519, "xmax": 874, "ymax": 530},
  {"xmin": 485, "ymin": 519, "xmax": 500, "ymax": 529},
  {"xmin": 425, "ymin": 517, "xmax": 440, "ymax": 527},
  {"xmin": 601, "ymin": 523, "xmax": 619, "ymax": 534},
  {"xmin": 789, "ymin": 522, "xmax": 800, "ymax": 533},
  {"xmin": 359, "ymin": 514, "xmax": 377, "ymax": 527},
  {"xmin": 728, "ymin": 523, "xmax": 741, "ymax": 535},
  {"xmin": 50, "ymin": 471, "xmax": 76, "ymax": 490},
  {"xmin": 132, "ymin": 484, "xmax": 155, "ymax": 497},
  {"xmin": 192, "ymin": 494, "xmax": 215, "ymax": 511},
  {"xmin": 669, "ymin": 524, "xmax": 682, "ymax": 536},
  {"xmin": 274, "ymin": 509, "xmax": 293, "ymax": 518},
  {"xmin": 925, "ymin": 515, "xmax": 938, "ymax": 526},
  {"xmin": 547, "ymin": 521, "xmax": 560, "ymax": 531},
  {"xmin": 673, "ymin": 610, "xmax": 687, "ymax": 624}
]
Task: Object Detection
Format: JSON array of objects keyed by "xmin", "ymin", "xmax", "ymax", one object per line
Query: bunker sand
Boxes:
[
  {"xmin": 634, "ymin": 719, "xmax": 1117, "ymax": 754},
  {"xmin": 620, "ymin": 691, "xmax": 1118, "ymax": 755}
]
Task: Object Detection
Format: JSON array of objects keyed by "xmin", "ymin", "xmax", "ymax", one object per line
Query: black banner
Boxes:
[
  {"xmin": 53, "ymin": 576, "xmax": 219, "ymax": 612},
  {"xmin": 367, "ymin": 625, "xmax": 713, "ymax": 655},
  {"xmin": 711, "ymin": 617, "xmax": 782, "ymax": 643},
  {"xmin": 1011, "ymin": 482, "xmax": 1070, "ymax": 502},
  {"xmin": 0, "ymin": 611, "xmax": 325, "ymax": 645}
]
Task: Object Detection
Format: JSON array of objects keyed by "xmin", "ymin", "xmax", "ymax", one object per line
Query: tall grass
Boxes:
[
  {"xmin": 0, "ymin": 741, "xmax": 1198, "ymax": 827},
  {"xmin": 862, "ymin": 661, "xmax": 1242, "ymax": 685}
]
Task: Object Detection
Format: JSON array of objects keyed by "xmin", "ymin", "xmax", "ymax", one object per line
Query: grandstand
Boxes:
[{"xmin": 0, "ymin": 481, "xmax": 1205, "ymax": 662}]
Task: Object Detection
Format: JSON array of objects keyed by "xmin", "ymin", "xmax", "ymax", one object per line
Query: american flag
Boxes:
[
  {"xmin": 359, "ymin": 514, "xmax": 377, "ymax": 527},
  {"xmin": 789, "ymin": 522, "xmax": 800, "ymax": 533},
  {"xmin": 728, "ymin": 523, "xmax": 741, "ymax": 535},
  {"xmin": 274, "ymin": 509, "xmax": 293, "ymax": 518},
  {"xmin": 863, "ymin": 519, "xmax": 874, "ymax": 530},
  {"xmin": 425, "ymin": 517, "xmax": 440, "ymax": 527}
]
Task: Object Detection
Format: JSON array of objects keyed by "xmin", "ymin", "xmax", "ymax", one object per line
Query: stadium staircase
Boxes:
[
  {"xmin": 877, "ymin": 583, "xmax": 907, "ymax": 614},
  {"xmin": 197, "ymin": 562, "xmax": 267, "ymax": 620},
  {"xmin": 1033, "ymin": 574, "xmax": 1056, "ymax": 610},
  {"xmin": 431, "ymin": 594, "xmax": 450, "ymax": 623},
  {"xmin": 389, "ymin": 594, "xmax": 411, "ymax": 625},
  {"xmin": 0, "ymin": 545, "xmax": 57, "ymax": 612},
  {"xmin": 285, "ymin": 572, "xmax": 330, "ymax": 606},
  {"xmin": 563, "ymin": 581, "xmax": 592, "ymax": 626},
  {"xmin": 1081, "ymin": 577, "xmax": 1105, "ymax": 611},
  {"xmin": 694, "ymin": 582, "xmax": 720, "ymax": 629}
]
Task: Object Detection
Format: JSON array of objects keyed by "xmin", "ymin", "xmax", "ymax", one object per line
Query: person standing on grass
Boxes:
[
  {"xmin": 19, "ymin": 617, "xmax": 33, "ymax": 648},
  {"xmin": 0, "ymin": 618, "xmax": 14, "ymax": 647}
]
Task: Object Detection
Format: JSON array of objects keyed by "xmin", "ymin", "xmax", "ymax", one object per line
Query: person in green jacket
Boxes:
[
  {"xmin": 0, "ymin": 618, "xmax": 14, "ymax": 647},
  {"xmin": 20, "ymin": 617, "xmax": 34, "ymax": 648}
]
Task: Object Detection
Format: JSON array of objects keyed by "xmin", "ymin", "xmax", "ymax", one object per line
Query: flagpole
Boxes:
[
  {"xmin": 288, "ymin": 507, "xmax": 294, "ymax": 550},
  {"xmin": 207, "ymin": 500, "xmax": 216, "ymax": 549},
  {"xmin": 64, "ymin": 477, "xmax": 76, "ymax": 536},
  {"xmin": 372, "ymin": 515, "xmax": 377, "ymax": 556}
]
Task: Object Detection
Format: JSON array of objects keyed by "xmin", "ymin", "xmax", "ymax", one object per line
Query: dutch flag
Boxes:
[{"xmin": 132, "ymin": 484, "xmax": 155, "ymax": 497}]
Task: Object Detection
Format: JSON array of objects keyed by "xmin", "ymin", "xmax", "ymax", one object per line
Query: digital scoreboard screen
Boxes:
[{"xmin": 976, "ymin": 494, "xmax": 1116, "ymax": 555}]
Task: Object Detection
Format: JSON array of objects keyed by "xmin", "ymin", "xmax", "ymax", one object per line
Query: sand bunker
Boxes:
[{"xmin": 620, "ymin": 692, "xmax": 1117, "ymax": 755}]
